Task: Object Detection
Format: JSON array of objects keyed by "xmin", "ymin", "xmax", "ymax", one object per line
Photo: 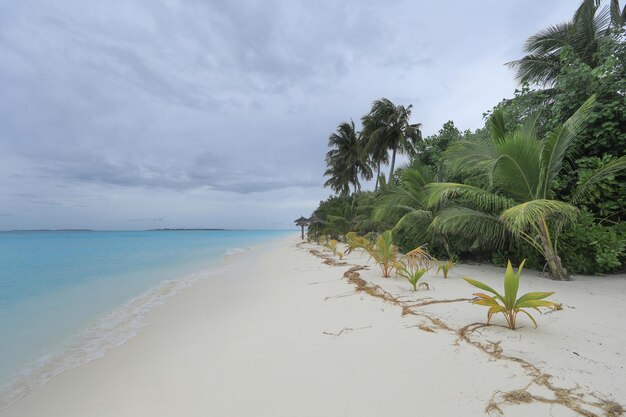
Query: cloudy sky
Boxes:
[{"xmin": 0, "ymin": 0, "xmax": 575, "ymax": 230}]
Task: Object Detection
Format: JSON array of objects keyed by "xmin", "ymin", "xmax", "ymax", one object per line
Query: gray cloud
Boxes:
[{"xmin": 0, "ymin": 0, "xmax": 577, "ymax": 229}]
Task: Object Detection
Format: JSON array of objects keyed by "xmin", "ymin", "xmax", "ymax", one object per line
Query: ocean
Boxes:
[{"xmin": 0, "ymin": 229, "xmax": 290, "ymax": 404}]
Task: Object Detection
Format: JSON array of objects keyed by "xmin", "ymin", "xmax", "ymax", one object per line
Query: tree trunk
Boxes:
[
  {"xmin": 442, "ymin": 235, "xmax": 453, "ymax": 259},
  {"xmin": 389, "ymin": 147, "xmax": 397, "ymax": 180},
  {"xmin": 537, "ymin": 218, "xmax": 569, "ymax": 280},
  {"xmin": 374, "ymin": 162, "xmax": 380, "ymax": 191}
]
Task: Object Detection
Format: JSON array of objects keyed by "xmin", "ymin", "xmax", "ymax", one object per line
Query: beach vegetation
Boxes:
[
  {"xmin": 310, "ymin": 0, "xmax": 625, "ymax": 277},
  {"xmin": 324, "ymin": 239, "xmax": 344, "ymax": 260},
  {"xmin": 361, "ymin": 98, "xmax": 422, "ymax": 182},
  {"xmin": 395, "ymin": 261, "xmax": 430, "ymax": 291},
  {"xmin": 367, "ymin": 230, "xmax": 399, "ymax": 278},
  {"xmin": 507, "ymin": 0, "xmax": 625, "ymax": 86},
  {"xmin": 464, "ymin": 260, "xmax": 558, "ymax": 330},
  {"xmin": 344, "ymin": 232, "xmax": 372, "ymax": 255},
  {"xmin": 425, "ymin": 96, "xmax": 626, "ymax": 280},
  {"xmin": 324, "ymin": 121, "xmax": 372, "ymax": 196},
  {"xmin": 437, "ymin": 260, "xmax": 457, "ymax": 278},
  {"xmin": 404, "ymin": 245, "xmax": 438, "ymax": 270}
]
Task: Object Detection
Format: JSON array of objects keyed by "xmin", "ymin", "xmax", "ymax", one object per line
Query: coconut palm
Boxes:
[
  {"xmin": 423, "ymin": 96, "xmax": 626, "ymax": 280},
  {"xmin": 324, "ymin": 120, "xmax": 373, "ymax": 196},
  {"xmin": 362, "ymin": 98, "xmax": 422, "ymax": 182},
  {"xmin": 508, "ymin": 0, "xmax": 626, "ymax": 86},
  {"xmin": 362, "ymin": 112, "xmax": 390, "ymax": 191}
]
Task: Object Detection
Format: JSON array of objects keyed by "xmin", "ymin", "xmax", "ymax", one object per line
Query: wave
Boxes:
[
  {"xmin": 223, "ymin": 247, "xmax": 250, "ymax": 256},
  {"xmin": 0, "ymin": 264, "xmax": 229, "ymax": 409}
]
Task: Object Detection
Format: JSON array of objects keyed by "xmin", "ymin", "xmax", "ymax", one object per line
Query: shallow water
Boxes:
[{"xmin": 0, "ymin": 230, "xmax": 290, "ymax": 394}]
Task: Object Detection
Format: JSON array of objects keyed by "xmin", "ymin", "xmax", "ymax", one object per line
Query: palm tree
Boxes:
[
  {"xmin": 508, "ymin": 0, "xmax": 626, "ymax": 86},
  {"xmin": 362, "ymin": 98, "xmax": 422, "ymax": 182},
  {"xmin": 373, "ymin": 165, "xmax": 462, "ymax": 257},
  {"xmin": 423, "ymin": 96, "xmax": 626, "ymax": 280},
  {"xmin": 362, "ymin": 113, "xmax": 390, "ymax": 191},
  {"xmin": 324, "ymin": 120, "xmax": 372, "ymax": 196}
]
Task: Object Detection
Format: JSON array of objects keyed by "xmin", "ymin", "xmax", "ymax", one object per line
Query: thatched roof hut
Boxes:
[{"xmin": 294, "ymin": 215, "xmax": 310, "ymax": 239}]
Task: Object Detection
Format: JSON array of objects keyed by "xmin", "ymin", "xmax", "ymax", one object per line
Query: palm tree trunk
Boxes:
[
  {"xmin": 442, "ymin": 235, "xmax": 453, "ymax": 259},
  {"xmin": 374, "ymin": 162, "xmax": 380, "ymax": 191},
  {"xmin": 537, "ymin": 217, "xmax": 569, "ymax": 280},
  {"xmin": 389, "ymin": 147, "xmax": 397, "ymax": 180}
]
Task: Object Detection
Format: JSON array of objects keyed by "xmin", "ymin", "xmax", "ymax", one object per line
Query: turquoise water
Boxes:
[{"xmin": 0, "ymin": 230, "xmax": 290, "ymax": 392}]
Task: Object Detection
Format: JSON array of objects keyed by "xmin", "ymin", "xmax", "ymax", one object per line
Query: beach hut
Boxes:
[
  {"xmin": 294, "ymin": 215, "xmax": 309, "ymax": 240},
  {"xmin": 307, "ymin": 214, "xmax": 324, "ymax": 239}
]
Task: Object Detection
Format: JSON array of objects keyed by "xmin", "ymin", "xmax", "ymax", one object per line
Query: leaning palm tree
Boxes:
[
  {"xmin": 324, "ymin": 120, "xmax": 372, "ymax": 196},
  {"xmin": 508, "ymin": 0, "xmax": 625, "ymax": 86},
  {"xmin": 423, "ymin": 96, "xmax": 626, "ymax": 280},
  {"xmin": 362, "ymin": 98, "xmax": 422, "ymax": 181}
]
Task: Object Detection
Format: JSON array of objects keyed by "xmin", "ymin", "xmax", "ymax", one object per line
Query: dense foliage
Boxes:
[{"xmin": 313, "ymin": 0, "xmax": 626, "ymax": 278}]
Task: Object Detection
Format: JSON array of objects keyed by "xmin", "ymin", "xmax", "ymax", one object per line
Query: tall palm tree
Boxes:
[
  {"xmin": 423, "ymin": 96, "xmax": 626, "ymax": 280},
  {"xmin": 362, "ymin": 98, "xmax": 422, "ymax": 182},
  {"xmin": 508, "ymin": 0, "xmax": 626, "ymax": 86},
  {"xmin": 362, "ymin": 112, "xmax": 389, "ymax": 192},
  {"xmin": 323, "ymin": 120, "xmax": 372, "ymax": 196}
]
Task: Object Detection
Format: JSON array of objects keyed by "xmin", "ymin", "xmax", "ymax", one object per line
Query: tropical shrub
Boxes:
[
  {"xmin": 391, "ymin": 210, "xmax": 432, "ymax": 253},
  {"xmin": 558, "ymin": 211, "xmax": 626, "ymax": 274},
  {"xmin": 464, "ymin": 260, "xmax": 558, "ymax": 330},
  {"xmin": 426, "ymin": 96, "xmax": 626, "ymax": 280}
]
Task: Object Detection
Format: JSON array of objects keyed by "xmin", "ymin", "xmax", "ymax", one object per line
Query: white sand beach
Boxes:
[{"xmin": 1, "ymin": 234, "xmax": 624, "ymax": 417}]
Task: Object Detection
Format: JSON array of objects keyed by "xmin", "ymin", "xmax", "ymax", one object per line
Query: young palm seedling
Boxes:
[
  {"xmin": 367, "ymin": 230, "xmax": 398, "ymax": 278},
  {"xmin": 405, "ymin": 246, "xmax": 438, "ymax": 270},
  {"xmin": 464, "ymin": 260, "xmax": 558, "ymax": 330},
  {"xmin": 344, "ymin": 232, "xmax": 373, "ymax": 256},
  {"xmin": 437, "ymin": 260, "xmax": 457, "ymax": 278},
  {"xmin": 324, "ymin": 239, "xmax": 344, "ymax": 260},
  {"xmin": 395, "ymin": 260, "xmax": 430, "ymax": 291}
]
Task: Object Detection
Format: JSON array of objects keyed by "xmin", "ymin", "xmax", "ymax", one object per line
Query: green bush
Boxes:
[
  {"xmin": 558, "ymin": 211, "xmax": 626, "ymax": 274},
  {"xmin": 391, "ymin": 211, "xmax": 451, "ymax": 258},
  {"xmin": 392, "ymin": 211, "xmax": 430, "ymax": 253}
]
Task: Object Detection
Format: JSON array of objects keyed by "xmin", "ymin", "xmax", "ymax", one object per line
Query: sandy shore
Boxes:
[{"xmin": 1, "ymin": 235, "xmax": 624, "ymax": 417}]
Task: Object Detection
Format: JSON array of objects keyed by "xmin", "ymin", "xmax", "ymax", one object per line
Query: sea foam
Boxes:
[{"xmin": 0, "ymin": 264, "xmax": 228, "ymax": 409}]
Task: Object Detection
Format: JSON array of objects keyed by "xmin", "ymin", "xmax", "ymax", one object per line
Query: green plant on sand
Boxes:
[
  {"xmin": 324, "ymin": 239, "xmax": 344, "ymax": 260},
  {"xmin": 437, "ymin": 260, "xmax": 457, "ymax": 278},
  {"xmin": 464, "ymin": 260, "xmax": 558, "ymax": 330},
  {"xmin": 395, "ymin": 260, "xmax": 430, "ymax": 291},
  {"xmin": 368, "ymin": 230, "xmax": 399, "ymax": 278},
  {"xmin": 344, "ymin": 232, "xmax": 372, "ymax": 256}
]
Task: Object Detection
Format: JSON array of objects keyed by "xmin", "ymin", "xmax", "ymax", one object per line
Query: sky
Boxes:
[{"xmin": 0, "ymin": 0, "xmax": 576, "ymax": 230}]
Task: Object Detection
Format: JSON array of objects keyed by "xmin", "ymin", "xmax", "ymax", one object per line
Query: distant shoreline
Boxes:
[
  {"xmin": 1, "ymin": 229, "xmax": 292, "ymax": 232},
  {"xmin": 148, "ymin": 228, "xmax": 226, "ymax": 231},
  {"xmin": 5, "ymin": 229, "xmax": 95, "ymax": 232}
]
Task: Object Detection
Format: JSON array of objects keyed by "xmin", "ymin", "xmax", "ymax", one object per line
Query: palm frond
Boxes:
[
  {"xmin": 610, "ymin": 0, "xmax": 626, "ymax": 27},
  {"xmin": 491, "ymin": 130, "xmax": 542, "ymax": 201},
  {"xmin": 500, "ymin": 200, "xmax": 578, "ymax": 233},
  {"xmin": 487, "ymin": 109, "xmax": 508, "ymax": 143},
  {"xmin": 445, "ymin": 139, "xmax": 498, "ymax": 177},
  {"xmin": 423, "ymin": 182, "xmax": 516, "ymax": 213},
  {"xmin": 507, "ymin": 53, "xmax": 563, "ymax": 86},
  {"xmin": 538, "ymin": 95, "xmax": 595, "ymax": 198},
  {"xmin": 430, "ymin": 207, "xmax": 511, "ymax": 250},
  {"xmin": 392, "ymin": 209, "xmax": 434, "ymax": 249},
  {"xmin": 571, "ymin": 155, "xmax": 626, "ymax": 203}
]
